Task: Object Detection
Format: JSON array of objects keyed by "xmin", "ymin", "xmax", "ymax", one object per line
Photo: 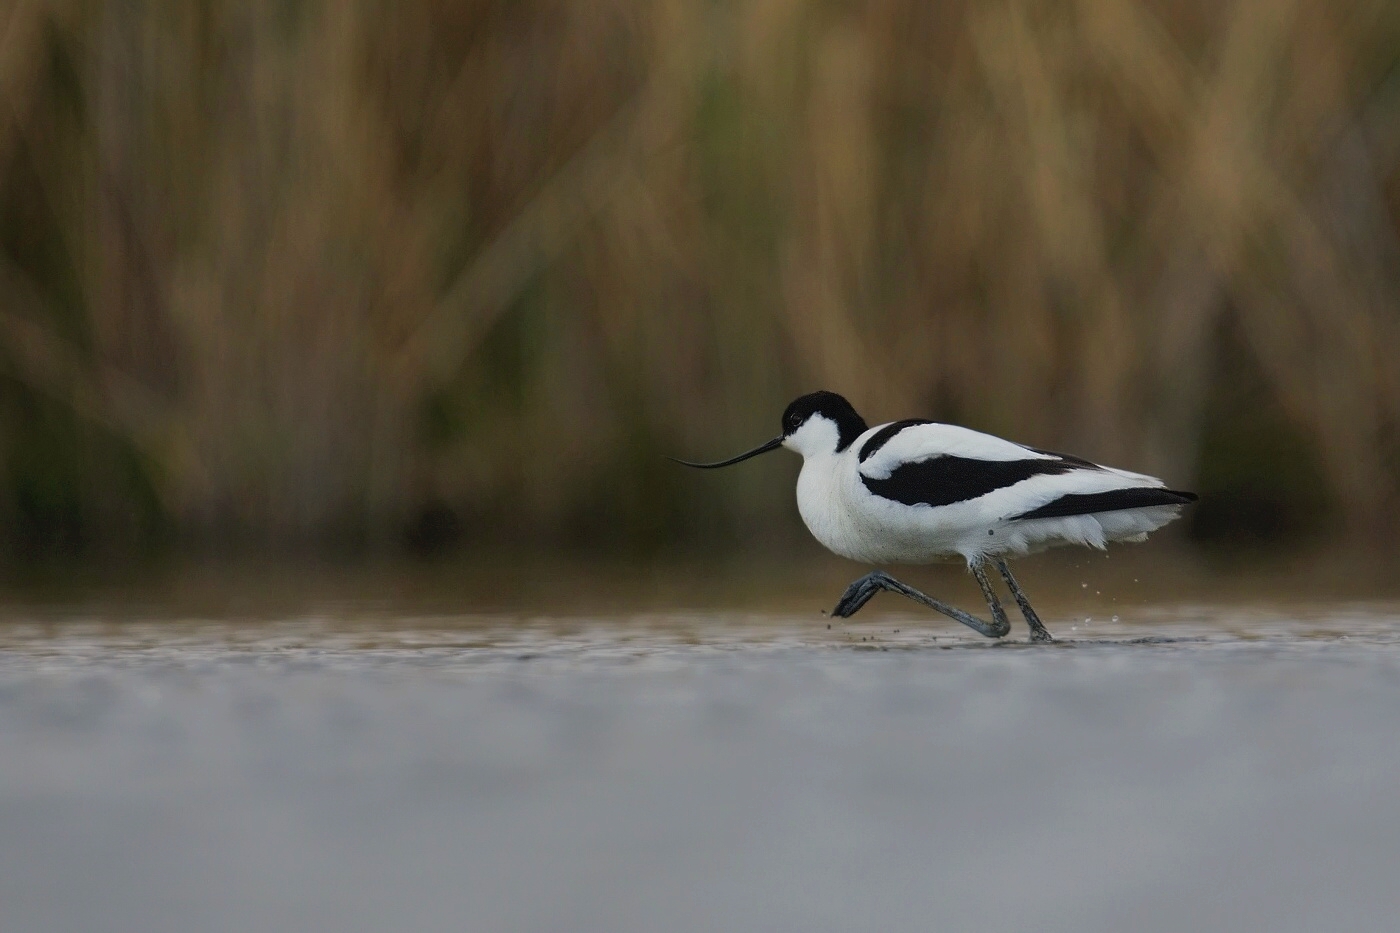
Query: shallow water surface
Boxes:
[{"xmin": 2, "ymin": 605, "xmax": 1400, "ymax": 933}]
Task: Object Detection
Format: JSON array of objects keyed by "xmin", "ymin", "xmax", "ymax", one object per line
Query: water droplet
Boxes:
[
  {"xmin": 1080, "ymin": 582, "xmax": 1088, "ymax": 588},
  {"xmin": 1111, "ymin": 615, "xmax": 1120, "ymax": 623}
]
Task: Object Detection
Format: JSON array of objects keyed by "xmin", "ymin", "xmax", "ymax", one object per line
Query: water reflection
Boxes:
[
  {"xmin": 1, "ymin": 602, "xmax": 1397, "ymax": 669},
  {"xmin": 1, "ymin": 591, "xmax": 1398, "ymax": 933}
]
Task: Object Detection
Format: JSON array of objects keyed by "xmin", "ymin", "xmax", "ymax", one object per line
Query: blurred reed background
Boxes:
[{"xmin": 0, "ymin": 0, "xmax": 1398, "ymax": 563}]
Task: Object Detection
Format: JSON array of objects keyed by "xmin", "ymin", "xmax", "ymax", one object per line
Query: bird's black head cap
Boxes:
[{"xmin": 782, "ymin": 391, "xmax": 867, "ymax": 451}]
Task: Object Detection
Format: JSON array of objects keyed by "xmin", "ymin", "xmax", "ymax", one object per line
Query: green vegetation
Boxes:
[{"xmin": 0, "ymin": 0, "xmax": 1397, "ymax": 558}]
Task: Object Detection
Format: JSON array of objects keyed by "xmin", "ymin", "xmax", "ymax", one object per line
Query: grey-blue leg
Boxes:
[
  {"xmin": 831, "ymin": 571, "xmax": 1011, "ymax": 639},
  {"xmin": 994, "ymin": 558, "xmax": 1054, "ymax": 642},
  {"xmin": 970, "ymin": 561, "xmax": 1014, "ymax": 637}
]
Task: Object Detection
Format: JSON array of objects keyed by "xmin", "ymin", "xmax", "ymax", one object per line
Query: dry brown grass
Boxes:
[{"xmin": 0, "ymin": 0, "xmax": 1397, "ymax": 554}]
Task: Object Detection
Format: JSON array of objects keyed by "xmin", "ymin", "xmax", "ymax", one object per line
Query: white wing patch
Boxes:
[{"xmin": 858, "ymin": 422, "xmax": 1058, "ymax": 480}]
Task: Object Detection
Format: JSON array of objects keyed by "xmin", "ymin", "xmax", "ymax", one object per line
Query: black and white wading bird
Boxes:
[{"xmin": 674, "ymin": 391, "xmax": 1197, "ymax": 642}]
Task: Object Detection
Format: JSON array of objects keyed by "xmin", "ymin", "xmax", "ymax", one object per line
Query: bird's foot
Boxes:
[{"xmin": 831, "ymin": 571, "xmax": 889, "ymax": 618}]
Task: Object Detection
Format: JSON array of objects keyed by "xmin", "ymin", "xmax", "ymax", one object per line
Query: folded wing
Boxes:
[{"xmin": 857, "ymin": 422, "xmax": 1195, "ymax": 518}]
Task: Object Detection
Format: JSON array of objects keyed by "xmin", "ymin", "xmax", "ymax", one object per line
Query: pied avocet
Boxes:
[{"xmin": 675, "ymin": 391, "xmax": 1197, "ymax": 642}]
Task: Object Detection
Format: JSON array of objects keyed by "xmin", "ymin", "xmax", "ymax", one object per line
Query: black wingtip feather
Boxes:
[{"xmin": 1011, "ymin": 487, "xmax": 1198, "ymax": 521}]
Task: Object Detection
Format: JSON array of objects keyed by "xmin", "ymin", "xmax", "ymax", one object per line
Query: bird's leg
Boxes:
[
  {"xmin": 831, "ymin": 571, "xmax": 1011, "ymax": 639},
  {"xmin": 970, "ymin": 561, "xmax": 1014, "ymax": 638},
  {"xmin": 994, "ymin": 558, "xmax": 1054, "ymax": 643}
]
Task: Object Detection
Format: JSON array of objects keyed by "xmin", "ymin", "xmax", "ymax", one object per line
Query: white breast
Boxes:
[
  {"xmin": 795, "ymin": 452, "xmax": 862, "ymax": 560},
  {"xmin": 795, "ymin": 449, "xmax": 944, "ymax": 563}
]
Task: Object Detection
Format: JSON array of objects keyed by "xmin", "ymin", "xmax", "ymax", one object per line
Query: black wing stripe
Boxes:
[
  {"xmin": 858, "ymin": 420, "xmax": 933, "ymax": 462},
  {"xmin": 862, "ymin": 456, "xmax": 1077, "ymax": 507},
  {"xmin": 1011, "ymin": 488, "xmax": 1198, "ymax": 521}
]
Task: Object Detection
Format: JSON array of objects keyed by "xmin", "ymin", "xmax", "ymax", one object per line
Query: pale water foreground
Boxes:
[{"xmin": 3, "ymin": 602, "xmax": 1400, "ymax": 933}]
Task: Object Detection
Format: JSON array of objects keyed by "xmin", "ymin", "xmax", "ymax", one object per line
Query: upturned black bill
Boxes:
[{"xmin": 670, "ymin": 436, "xmax": 783, "ymax": 469}]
